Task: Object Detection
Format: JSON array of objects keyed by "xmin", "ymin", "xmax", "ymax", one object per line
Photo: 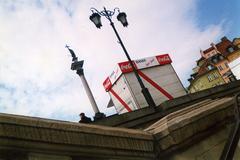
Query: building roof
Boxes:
[
  {"xmin": 202, "ymin": 36, "xmax": 232, "ymax": 56},
  {"xmin": 196, "ymin": 56, "xmax": 205, "ymax": 66},
  {"xmin": 233, "ymin": 37, "xmax": 240, "ymax": 45},
  {"xmin": 216, "ymin": 38, "xmax": 232, "ymax": 56},
  {"xmin": 194, "ymin": 58, "xmax": 217, "ymax": 78},
  {"xmin": 196, "ymin": 60, "xmax": 210, "ymax": 76},
  {"xmin": 203, "ymin": 47, "xmax": 215, "ymax": 54}
]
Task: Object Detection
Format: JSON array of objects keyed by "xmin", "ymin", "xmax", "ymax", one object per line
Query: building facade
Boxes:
[
  {"xmin": 227, "ymin": 38, "xmax": 240, "ymax": 62},
  {"xmin": 188, "ymin": 36, "xmax": 240, "ymax": 93},
  {"xmin": 188, "ymin": 68, "xmax": 225, "ymax": 93}
]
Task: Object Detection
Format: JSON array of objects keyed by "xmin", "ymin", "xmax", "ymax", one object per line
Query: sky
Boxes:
[{"xmin": 0, "ymin": 0, "xmax": 239, "ymax": 122}]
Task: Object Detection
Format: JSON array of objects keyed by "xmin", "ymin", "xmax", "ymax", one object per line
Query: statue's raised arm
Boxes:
[{"xmin": 66, "ymin": 45, "xmax": 78, "ymax": 62}]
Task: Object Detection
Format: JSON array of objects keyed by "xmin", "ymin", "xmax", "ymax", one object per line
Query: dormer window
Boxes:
[
  {"xmin": 218, "ymin": 65, "xmax": 223, "ymax": 71},
  {"xmin": 225, "ymin": 62, "xmax": 229, "ymax": 68},
  {"xmin": 219, "ymin": 55, "xmax": 224, "ymax": 60},
  {"xmin": 207, "ymin": 65, "xmax": 213, "ymax": 70},
  {"xmin": 228, "ymin": 47, "xmax": 234, "ymax": 53},
  {"xmin": 212, "ymin": 58, "xmax": 218, "ymax": 63}
]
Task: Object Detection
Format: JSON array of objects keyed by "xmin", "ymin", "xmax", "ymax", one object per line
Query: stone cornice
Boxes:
[
  {"xmin": 0, "ymin": 113, "xmax": 154, "ymax": 159},
  {"xmin": 145, "ymin": 97, "xmax": 235, "ymax": 157}
]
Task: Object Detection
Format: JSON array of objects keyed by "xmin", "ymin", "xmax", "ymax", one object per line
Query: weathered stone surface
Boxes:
[
  {"xmin": 145, "ymin": 97, "xmax": 235, "ymax": 152},
  {"xmin": 1, "ymin": 82, "xmax": 240, "ymax": 160},
  {"xmin": 164, "ymin": 124, "xmax": 240, "ymax": 160},
  {"xmin": 0, "ymin": 113, "xmax": 154, "ymax": 160},
  {"xmin": 28, "ymin": 153, "xmax": 72, "ymax": 160},
  {"xmin": 0, "ymin": 113, "xmax": 151, "ymax": 139}
]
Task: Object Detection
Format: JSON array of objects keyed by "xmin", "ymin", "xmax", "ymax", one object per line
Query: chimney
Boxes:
[
  {"xmin": 200, "ymin": 49, "xmax": 204, "ymax": 57},
  {"xmin": 210, "ymin": 42, "xmax": 219, "ymax": 52},
  {"xmin": 221, "ymin": 36, "xmax": 228, "ymax": 42},
  {"xmin": 210, "ymin": 42, "xmax": 218, "ymax": 50}
]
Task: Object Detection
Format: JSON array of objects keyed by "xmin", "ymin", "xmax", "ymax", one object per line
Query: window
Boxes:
[
  {"xmin": 207, "ymin": 65, "xmax": 213, "ymax": 70},
  {"xmin": 207, "ymin": 74, "xmax": 214, "ymax": 82},
  {"xmin": 212, "ymin": 58, "xmax": 218, "ymax": 63},
  {"xmin": 218, "ymin": 65, "xmax": 223, "ymax": 71},
  {"xmin": 213, "ymin": 72, "xmax": 219, "ymax": 78},
  {"xmin": 228, "ymin": 47, "xmax": 234, "ymax": 53},
  {"xmin": 219, "ymin": 55, "xmax": 224, "ymax": 60},
  {"xmin": 225, "ymin": 62, "xmax": 229, "ymax": 68}
]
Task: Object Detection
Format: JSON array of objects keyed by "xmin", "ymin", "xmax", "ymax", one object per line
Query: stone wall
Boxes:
[
  {"xmin": 0, "ymin": 81, "xmax": 240, "ymax": 160},
  {"xmin": 165, "ymin": 124, "xmax": 240, "ymax": 160},
  {"xmin": 0, "ymin": 113, "xmax": 154, "ymax": 160},
  {"xmin": 145, "ymin": 97, "xmax": 240, "ymax": 159}
]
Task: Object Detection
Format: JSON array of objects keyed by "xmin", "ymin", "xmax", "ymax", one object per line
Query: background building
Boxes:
[
  {"xmin": 188, "ymin": 36, "xmax": 240, "ymax": 93},
  {"xmin": 227, "ymin": 38, "xmax": 240, "ymax": 62},
  {"xmin": 229, "ymin": 57, "xmax": 240, "ymax": 80},
  {"xmin": 188, "ymin": 68, "xmax": 225, "ymax": 93}
]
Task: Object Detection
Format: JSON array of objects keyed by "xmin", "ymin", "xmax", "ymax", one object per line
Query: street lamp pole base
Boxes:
[
  {"xmin": 94, "ymin": 112, "xmax": 106, "ymax": 121},
  {"xmin": 141, "ymin": 88, "xmax": 156, "ymax": 107}
]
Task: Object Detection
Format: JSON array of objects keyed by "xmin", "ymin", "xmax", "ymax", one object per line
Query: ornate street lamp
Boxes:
[
  {"xmin": 89, "ymin": 13, "xmax": 102, "ymax": 28},
  {"xmin": 117, "ymin": 12, "xmax": 128, "ymax": 27},
  {"xmin": 89, "ymin": 7, "xmax": 156, "ymax": 108}
]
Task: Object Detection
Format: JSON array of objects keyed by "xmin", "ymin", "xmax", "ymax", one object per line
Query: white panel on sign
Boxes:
[
  {"xmin": 124, "ymin": 72, "xmax": 148, "ymax": 108},
  {"xmin": 109, "ymin": 91, "xmax": 128, "ymax": 114},
  {"xmin": 109, "ymin": 75, "xmax": 139, "ymax": 114},
  {"xmin": 109, "ymin": 64, "xmax": 122, "ymax": 85},
  {"xmin": 134, "ymin": 56, "xmax": 159, "ymax": 69},
  {"xmin": 140, "ymin": 64, "xmax": 186, "ymax": 98},
  {"xmin": 125, "ymin": 64, "xmax": 186, "ymax": 108}
]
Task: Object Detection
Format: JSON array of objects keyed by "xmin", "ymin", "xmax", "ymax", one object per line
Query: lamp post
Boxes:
[{"xmin": 89, "ymin": 7, "xmax": 156, "ymax": 108}]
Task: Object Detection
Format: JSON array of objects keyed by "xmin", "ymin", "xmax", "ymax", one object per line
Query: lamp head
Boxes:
[
  {"xmin": 117, "ymin": 12, "xmax": 128, "ymax": 27},
  {"xmin": 90, "ymin": 13, "xmax": 102, "ymax": 29}
]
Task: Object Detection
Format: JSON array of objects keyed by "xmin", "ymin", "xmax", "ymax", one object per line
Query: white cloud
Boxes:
[{"xmin": 0, "ymin": 0, "xmax": 225, "ymax": 121}]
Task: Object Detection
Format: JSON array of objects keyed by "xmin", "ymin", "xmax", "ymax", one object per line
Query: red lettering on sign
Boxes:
[
  {"xmin": 156, "ymin": 54, "xmax": 172, "ymax": 65},
  {"xmin": 103, "ymin": 77, "xmax": 112, "ymax": 91},
  {"xmin": 118, "ymin": 61, "xmax": 137, "ymax": 73}
]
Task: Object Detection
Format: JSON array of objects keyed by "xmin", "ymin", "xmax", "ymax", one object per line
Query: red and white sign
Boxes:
[
  {"xmin": 103, "ymin": 77, "xmax": 112, "ymax": 91},
  {"xmin": 134, "ymin": 56, "xmax": 159, "ymax": 69},
  {"xmin": 138, "ymin": 70, "xmax": 173, "ymax": 100},
  {"xmin": 118, "ymin": 61, "xmax": 137, "ymax": 73},
  {"xmin": 103, "ymin": 53, "xmax": 187, "ymax": 114},
  {"xmin": 156, "ymin": 54, "xmax": 172, "ymax": 65},
  {"xmin": 109, "ymin": 88, "xmax": 132, "ymax": 112},
  {"xmin": 109, "ymin": 65, "xmax": 122, "ymax": 84},
  {"xmin": 103, "ymin": 54, "xmax": 172, "ymax": 91},
  {"xmin": 119, "ymin": 54, "xmax": 171, "ymax": 74}
]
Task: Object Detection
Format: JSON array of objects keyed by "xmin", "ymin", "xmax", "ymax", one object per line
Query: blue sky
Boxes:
[
  {"xmin": 0, "ymin": 0, "xmax": 239, "ymax": 122},
  {"xmin": 196, "ymin": 0, "xmax": 240, "ymax": 39}
]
